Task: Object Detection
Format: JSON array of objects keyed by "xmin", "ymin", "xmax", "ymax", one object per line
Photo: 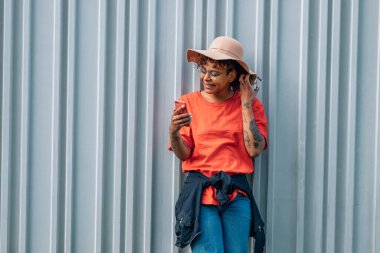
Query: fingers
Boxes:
[
  {"xmin": 239, "ymin": 74, "xmax": 252, "ymax": 91},
  {"xmin": 239, "ymin": 74, "xmax": 251, "ymax": 86},
  {"xmin": 239, "ymin": 74, "xmax": 244, "ymax": 83},
  {"xmin": 172, "ymin": 113, "xmax": 192, "ymax": 123},
  {"xmin": 171, "ymin": 113, "xmax": 192, "ymax": 131},
  {"xmin": 240, "ymin": 74, "xmax": 259, "ymax": 91},
  {"xmin": 239, "ymin": 74, "xmax": 258, "ymax": 103},
  {"xmin": 244, "ymin": 74, "xmax": 250, "ymax": 83},
  {"xmin": 239, "ymin": 75, "xmax": 248, "ymax": 86}
]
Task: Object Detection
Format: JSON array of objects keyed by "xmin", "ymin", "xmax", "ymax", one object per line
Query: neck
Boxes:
[{"xmin": 201, "ymin": 90, "xmax": 235, "ymax": 103}]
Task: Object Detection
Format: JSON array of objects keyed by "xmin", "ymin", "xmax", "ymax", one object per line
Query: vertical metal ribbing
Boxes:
[
  {"xmin": 111, "ymin": 0, "xmax": 126, "ymax": 251},
  {"xmin": 173, "ymin": 0, "xmax": 185, "ymax": 100},
  {"xmin": 193, "ymin": 0, "xmax": 204, "ymax": 45},
  {"xmin": 295, "ymin": 0, "xmax": 309, "ymax": 252},
  {"xmin": 94, "ymin": 0, "xmax": 106, "ymax": 252},
  {"xmin": 50, "ymin": 0, "xmax": 62, "ymax": 252},
  {"xmin": 225, "ymin": 0, "xmax": 234, "ymax": 37},
  {"xmin": 206, "ymin": 0, "xmax": 216, "ymax": 43},
  {"xmin": 125, "ymin": 0, "xmax": 138, "ymax": 252},
  {"xmin": 324, "ymin": 0, "xmax": 341, "ymax": 252},
  {"xmin": 0, "ymin": 0, "xmax": 12, "ymax": 252},
  {"xmin": 171, "ymin": 1, "xmax": 184, "ymax": 252},
  {"xmin": 63, "ymin": 0, "xmax": 76, "ymax": 251},
  {"xmin": 251, "ymin": 0, "xmax": 266, "ymax": 200},
  {"xmin": 343, "ymin": 1, "xmax": 359, "ymax": 252},
  {"xmin": 266, "ymin": 0, "xmax": 279, "ymax": 252},
  {"xmin": 373, "ymin": 3, "xmax": 380, "ymax": 252},
  {"xmin": 312, "ymin": 0, "xmax": 329, "ymax": 252},
  {"xmin": 1, "ymin": 1, "xmax": 379, "ymax": 253},
  {"xmin": 192, "ymin": 0, "xmax": 204, "ymax": 90},
  {"xmin": 19, "ymin": 0, "xmax": 31, "ymax": 251},
  {"xmin": 143, "ymin": 0, "xmax": 156, "ymax": 252}
]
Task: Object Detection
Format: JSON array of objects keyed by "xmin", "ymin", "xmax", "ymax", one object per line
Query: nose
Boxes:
[{"xmin": 203, "ymin": 71, "xmax": 212, "ymax": 81}]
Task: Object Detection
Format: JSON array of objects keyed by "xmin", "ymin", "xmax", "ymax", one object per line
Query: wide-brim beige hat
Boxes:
[{"xmin": 187, "ymin": 36, "xmax": 256, "ymax": 78}]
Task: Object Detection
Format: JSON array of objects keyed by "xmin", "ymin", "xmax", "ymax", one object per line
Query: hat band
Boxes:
[{"xmin": 208, "ymin": 47, "xmax": 242, "ymax": 60}]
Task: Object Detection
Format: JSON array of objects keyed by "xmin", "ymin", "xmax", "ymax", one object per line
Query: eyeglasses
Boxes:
[{"xmin": 197, "ymin": 66, "xmax": 225, "ymax": 78}]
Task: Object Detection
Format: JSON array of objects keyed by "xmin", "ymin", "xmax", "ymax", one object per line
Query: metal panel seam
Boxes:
[
  {"xmin": 266, "ymin": 0, "xmax": 279, "ymax": 251},
  {"xmin": 19, "ymin": 0, "xmax": 31, "ymax": 251},
  {"xmin": 125, "ymin": 0, "xmax": 139, "ymax": 251},
  {"xmin": 324, "ymin": 1, "xmax": 341, "ymax": 252},
  {"xmin": 192, "ymin": 0, "xmax": 204, "ymax": 90},
  {"xmin": 111, "ymin": 0, "xmax": 126, "ymax": 251},
  {"xmin": 313, "ymin": 0, "xmax": 329, "ymax": 251},
  {"xmin": 296, "ymin": 0, "xmax": 309, "ymax": 252},
  {"xmin": 143, "ymin": 0, "xmax": 156, "ymax": 252},
  {"xmin": 49, "ymin": 0, "xmax": 62, "ymax": 252},
  {"xmin": 344, "ymin": 0, "xmax": 359, "ymax": 252},
  {"xmin": 206, "ymin": 0, "xmax": 216, "ymax": 43},
  {"xmin": 0, "ymin": 0, "xmax": 12, "ymax": 252},
  {"xmin": 372, "ymin": 2, "xmax": 380, "ymax": 251},
  {"xmin": 94, "ymin": 0, "xmax": 107, "ymax": 252},
  {"xmin": 225, "ymin": 0, "xmax": 234, "ymax": 36},
  {"xmin": 63, "ymin": 0, "xmax": 77, "ymax": 251},
  {"xmin": 171, "ymin": 0, "xmax": 185, "ymax": 251}
]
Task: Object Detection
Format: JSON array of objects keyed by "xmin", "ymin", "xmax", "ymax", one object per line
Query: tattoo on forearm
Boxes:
[
  {"xmin": 242, "ymin": 112, "xmax": 247, "ymax": 123},
  {"xmin": 171, "ymin": 134, "xmax": 190, "ymax": 153},
  {"xmin": 243, "ymin": 102, "xmax": 250, "ymax": 109},
  {"xmin": 171, "ymin": 134, "xmax": 180, "ymax": 150},
  {"xmin": 250, "ymin": 120, "xmax": 264, "ymax": 148}
]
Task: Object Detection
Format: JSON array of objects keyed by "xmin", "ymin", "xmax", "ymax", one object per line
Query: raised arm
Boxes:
[
  {"xmin": 169, "ymin": 105, "xmax": 193, "ymax": 160},
  {"xmin": 239, "ymin": 75, "xmax": 266, "ymax": 157}
]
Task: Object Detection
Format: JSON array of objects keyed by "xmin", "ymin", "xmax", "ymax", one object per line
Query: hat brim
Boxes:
[{"xmin": 187, "ymin": 48, "xmax": 257, "ymax": 79}]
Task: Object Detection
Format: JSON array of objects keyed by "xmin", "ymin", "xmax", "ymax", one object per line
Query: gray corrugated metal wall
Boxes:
[{"xmin": 1, "ymin": 0, "xmax": 380, "ymax": 252}]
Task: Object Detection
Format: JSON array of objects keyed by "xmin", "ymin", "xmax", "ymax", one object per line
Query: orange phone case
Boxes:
[{"xmin": 174, "ymin": 100, "xmax": 188, "ymax": 114}]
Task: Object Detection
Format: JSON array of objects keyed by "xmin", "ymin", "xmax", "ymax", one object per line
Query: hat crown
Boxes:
[
  {"xmin": 208, "ymin": 36, "xmax": 244, "ymax": 59},
  {"xmin": 186, "ymin": 36, "xmax": 254, "ymax": 74}
]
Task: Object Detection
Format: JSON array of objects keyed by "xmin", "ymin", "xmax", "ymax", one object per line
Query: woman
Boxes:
[{"xmin": 169, "ymin": 36, "xmax": 268, "ymax": 253}]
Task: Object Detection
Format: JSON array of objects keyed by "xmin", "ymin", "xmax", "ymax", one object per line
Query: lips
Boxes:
[{"xmin": 203, "ymin": 83, "xmax": 215, "ymax": 90}]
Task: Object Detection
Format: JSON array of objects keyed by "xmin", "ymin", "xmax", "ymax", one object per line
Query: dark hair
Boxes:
[{"xmin": 195, "ymin": 54, "xmax": 248, "ymax": 91}]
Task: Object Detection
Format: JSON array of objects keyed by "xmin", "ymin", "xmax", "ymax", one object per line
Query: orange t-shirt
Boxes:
[{"xmin": 169, "ymin": 91, "xmax": 268, "ymax": 205}]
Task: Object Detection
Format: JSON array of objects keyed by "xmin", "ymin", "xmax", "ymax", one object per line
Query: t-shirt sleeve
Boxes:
[{"xmin": 253, "ymin": 98, "xmax": 268, "ymax": 149}]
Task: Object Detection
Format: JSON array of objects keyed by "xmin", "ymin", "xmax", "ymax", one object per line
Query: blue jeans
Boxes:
[{"xmin": 190, "ymin": 194, "xmax": 252, "ymax": 253}]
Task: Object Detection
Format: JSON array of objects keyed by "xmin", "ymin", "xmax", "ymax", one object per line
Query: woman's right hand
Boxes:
[
  {"xmin": 169, "ymin": 105, "xmax": 192, "ymax": 161},
  {"xmin": 169, "ymin": 105, "xmax": 192, "ymax": 135}
]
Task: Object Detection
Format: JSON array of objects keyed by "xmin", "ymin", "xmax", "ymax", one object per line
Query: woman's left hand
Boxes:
[
  {"xmin": 239, "ymin": 74, "xmax": 257, "ymax": 105},
  {"xmin": 239, "ymin": 74, "xmax": 265, "ymax": 157}
]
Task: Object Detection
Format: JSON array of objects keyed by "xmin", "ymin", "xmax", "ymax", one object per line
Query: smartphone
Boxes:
[
  {"xmin": 249, "ymin": 74, "xmax": 260, "ymax": 93},
  {"xmin": 253, "ymin": 84, "xmax": 260, "ymax": 93},
  {"xmin": 249, "ymin": 74, "xmax": 256, "ymax": 84},
  {"xmin": 174, "ymin": 100, "xmax": 188, "ymax": 114}
]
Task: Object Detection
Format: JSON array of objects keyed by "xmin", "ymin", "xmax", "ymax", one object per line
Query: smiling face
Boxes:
[{"xmin": 200, "ymin": 60, "xmax": 236, "ymax": 99}]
